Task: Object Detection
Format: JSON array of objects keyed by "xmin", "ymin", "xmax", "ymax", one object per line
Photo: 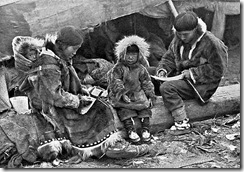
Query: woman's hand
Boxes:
[
  {"xmin": 80, "ymin": 87, "xmax": 90, "ymax": 96},
  {"xmin": 84, "ymin": 74, "xmax": 95, "ymax": 85},
  {"xmin": 78, "ymin": 95, "xmax": 93, "ymax": 106}
]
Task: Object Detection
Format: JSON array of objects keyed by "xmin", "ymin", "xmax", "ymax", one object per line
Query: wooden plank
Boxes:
[
  {"xmin": 114, "ymin": 84, "xmax": 240, "ymax": 133},
  {"xmin": 0, "ymin": 67, "xmax": 12, "ymax": 113}
]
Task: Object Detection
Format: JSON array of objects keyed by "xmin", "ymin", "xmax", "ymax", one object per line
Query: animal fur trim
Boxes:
[
  {"xmin": 71, "ymin": 130, "xmax": 125, "ymax": 160},
  {"xmin": 37, "ymin": 140, "xmax": 63, "ymax": 161},
  {"xmin": 45, "ymin": 34, "xmax": 58, "ymax": 45},
  {"xmin": 12, "ymin": 36, "xmax": 45, "ymax": 54},
  {"xmin": 115, "ymin": 35, "xmax": 150, "ymax": 64}
]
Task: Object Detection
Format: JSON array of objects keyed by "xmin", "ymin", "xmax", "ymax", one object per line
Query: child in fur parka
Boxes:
[{"xmin": 108, "ymin": 35, "xmax": 156, "ymax": 143}]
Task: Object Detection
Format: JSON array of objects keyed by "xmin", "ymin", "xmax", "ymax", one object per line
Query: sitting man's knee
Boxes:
[{"xmin": 159, "ymin": 81, "xmax": 172, "ymax": 95}]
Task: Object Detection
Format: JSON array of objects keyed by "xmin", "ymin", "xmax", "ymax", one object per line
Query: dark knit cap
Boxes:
[
  {"xmin": 126, "ymin": 44, "xmax": 139, "ymax": 53},
  {"xmin": 174, "ymin": 11, "xmax": 198, "ymax": 32},
  {"xmin": 56, "ymin": 26, "xmax": 83, "ymax": 46}
]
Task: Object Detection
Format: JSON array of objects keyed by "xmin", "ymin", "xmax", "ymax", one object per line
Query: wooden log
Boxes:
[{"xmin": 114, "ymin": 84, "xmax": 240, "ymax": 133}]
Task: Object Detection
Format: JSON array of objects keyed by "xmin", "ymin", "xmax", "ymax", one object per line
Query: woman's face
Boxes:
[
  {"xmin": 63, "ymin": 44, "xmax": 81, "ymax": 59},
  {"xmin": 176, "ymin": 28, "xmax": 197, "ymax": 43},
  {"xmin": 125, "ymin": 52, "xmax": 138, "ymax": 65}
]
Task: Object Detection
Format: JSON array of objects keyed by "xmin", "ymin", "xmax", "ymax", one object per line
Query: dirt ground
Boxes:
[{"xmin": 19, "ymin": 45, "xmax": 241, "ymax": 169}]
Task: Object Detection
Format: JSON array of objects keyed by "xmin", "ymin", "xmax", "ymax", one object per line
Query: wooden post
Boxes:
[{"xmin": 167, "ymin": 0, "xmax": 178, "ymax": 17}]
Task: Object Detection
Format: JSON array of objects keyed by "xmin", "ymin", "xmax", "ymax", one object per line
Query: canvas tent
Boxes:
[{"xmin": 0, "ymin": 0, "xmax": 240, "ymax": 59}]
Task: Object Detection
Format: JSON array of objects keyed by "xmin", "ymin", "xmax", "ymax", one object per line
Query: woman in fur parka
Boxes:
[
  {"xmin": 8, "ymin": 26, "xmax": 124, "ymax": 164},
  {"xmin": 108, "ymin": 35, "xmax": 156, "ymax": 143}
]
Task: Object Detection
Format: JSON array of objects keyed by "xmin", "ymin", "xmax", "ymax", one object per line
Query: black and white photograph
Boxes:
[{"xmin": 0, "ymin": 0, "xmax": 241, "ymax": 169}]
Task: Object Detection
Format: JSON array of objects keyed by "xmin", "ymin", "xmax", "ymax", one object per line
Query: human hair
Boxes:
[{"xmin": 174, "ymin": 11, "xmax": 198, "ymax": 32}]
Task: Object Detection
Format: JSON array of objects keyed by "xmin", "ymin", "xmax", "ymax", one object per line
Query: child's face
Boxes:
[
  {"xmin": 26, "ymin": 48, "xmax": 39, "ymax": 61},
  {"xmin": 125, "ymin": 52, "xmax": 138, "ymax": 65}
]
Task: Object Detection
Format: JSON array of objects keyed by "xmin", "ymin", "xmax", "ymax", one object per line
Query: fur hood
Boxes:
[
  {"xmin": 12, "ymin": 36, "xmax": 45, "ymax": 71},
  {"xmin": 115, "ymin": 35, "xmax": 150, "ymax": 66},
  {"xmin": 12, "ymin": 36, "xmax": 45, "ymax": 55}
]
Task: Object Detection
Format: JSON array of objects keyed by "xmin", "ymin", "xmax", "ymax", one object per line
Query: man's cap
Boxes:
[
  {"xmin": 174, "ymin": 11, "xmax": 198, "ymax": 32},
  {"xmin": 56, "ymin": 26, "xmax": 83, "ymax": 46}
]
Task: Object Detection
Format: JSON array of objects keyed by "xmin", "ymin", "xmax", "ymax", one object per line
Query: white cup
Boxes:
[{"xmin": 10, "ymin": 96, "xmax": 29, "ymax": 114}]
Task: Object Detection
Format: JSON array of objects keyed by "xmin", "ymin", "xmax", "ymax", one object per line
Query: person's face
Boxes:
[
  {"xmin": 125, "ymin": 52, "xmax": 138, "ymax": 65},
  {"xmin": 26, "ymin": 48, "xmax": 39, "ymax": 61},
  {"xmin": 63, "ymin": 44, "xmax": 81, "ymax": 59},
  {"xmin": 176, "ymin": 28, "xmax": 197, "ymax": 43}
]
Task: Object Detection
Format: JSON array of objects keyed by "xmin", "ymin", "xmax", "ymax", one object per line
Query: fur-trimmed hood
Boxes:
[
  {"xmin": 12, "ymin": 36, "xmax": 45, "ymax": 71},
  {"xmin": 12, "ymin": 36, "xmax": 45, "ymax": 55},
  {"xmin": 115, "ymin": 35, "xmax": 150, "ymax": 66}
]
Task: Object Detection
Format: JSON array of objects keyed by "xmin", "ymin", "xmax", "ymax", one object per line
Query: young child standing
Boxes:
[{"xmin": 108, "ymin": 35, "xmax": 156, "ymax": 143}]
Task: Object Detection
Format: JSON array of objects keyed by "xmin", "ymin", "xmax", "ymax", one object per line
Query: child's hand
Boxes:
[{"xmin": 149, "ymin": 97, "xmax": 157, "ymax": 107}]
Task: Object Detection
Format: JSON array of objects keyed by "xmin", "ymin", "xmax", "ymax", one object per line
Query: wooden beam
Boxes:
[
  {"xmin": 167, "ymin": 0, "xmax": 178, "ymax": 17},
  {"xmin": 113, "ymin": 84, "xmax": 240, "ymax": 133}
]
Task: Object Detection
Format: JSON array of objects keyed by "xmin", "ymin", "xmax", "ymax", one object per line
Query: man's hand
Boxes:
[
  {"xmin": 157, "ymin": 70, "xmax": 167, "ymax": 78},
  {"xmin": 181, "ymin": 70, "xmax": 191, "ymax": 79}
]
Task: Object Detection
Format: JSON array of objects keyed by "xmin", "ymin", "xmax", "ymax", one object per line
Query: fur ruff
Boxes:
[
  {"xmin": 45, "ymin": 34, "xmax": 57, "ymax": 45},
  {"xmin": 115, "ymin": 35, "xmax": 150, "ymax": 65},
  {"xmin": 37, "ymin": 139, "xmax": 73, "ymax": 161},
  {"xmin": 12, "ymin": 36, "xmax": 45, "ymax": 54},
  {"xmin": 37, "ymin": 140, "xmax": 63, "ymax": 161}
]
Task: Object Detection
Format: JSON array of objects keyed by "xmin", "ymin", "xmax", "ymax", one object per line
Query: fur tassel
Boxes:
[
  {"xmin": 37, "ymin": 140, "xmax": 62, "ymax": 161},
  {"xmin": 60, "ymin": 139, "xmax": 73, "ymax": 156},
  {"xmin": 72, "ymin": 130, "xmax": 125, "ymax": 160}
]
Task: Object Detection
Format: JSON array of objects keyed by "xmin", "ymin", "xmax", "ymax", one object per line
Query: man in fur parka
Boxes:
[
  {"xmin": 156, "ymin": 11, "xmax": 228, "ymax": 131},
  {"xmin": 108, "ymin": 35, "xmax": 156, "ymax": 143}
]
